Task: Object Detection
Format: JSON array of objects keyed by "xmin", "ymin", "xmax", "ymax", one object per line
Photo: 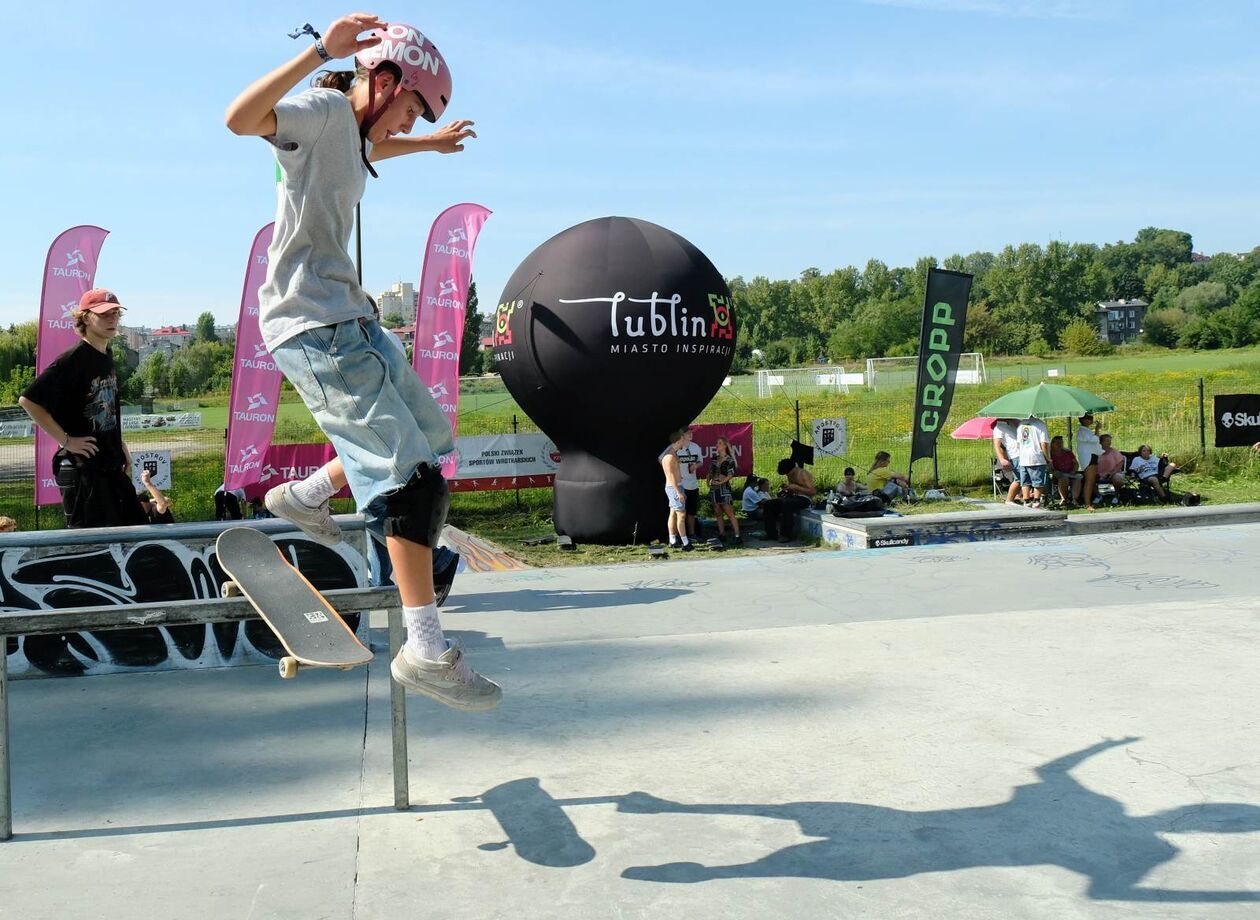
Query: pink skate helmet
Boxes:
[{"xmin": 357, "ymin": 22, "xmax": 451, "ymax": 124}]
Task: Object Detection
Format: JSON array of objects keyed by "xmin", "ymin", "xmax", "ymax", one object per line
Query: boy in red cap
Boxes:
[{"xmin": 19, "ymin": 289, "xmax": 147, "ymax": 528}]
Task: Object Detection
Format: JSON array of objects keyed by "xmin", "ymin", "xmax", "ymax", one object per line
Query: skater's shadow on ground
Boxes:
[
  {"xmin": 457, "ymin": 740, "xmax": 1260, "ymax": 903},
  {"xmin": 442, "ymin": 587, "xmax": 692, "ymax": 615}
]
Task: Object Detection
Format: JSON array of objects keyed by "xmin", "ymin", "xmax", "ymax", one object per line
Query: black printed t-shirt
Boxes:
[{"xmin": 22, "ymin": 341, "xmax": 125, "ymax": 471}]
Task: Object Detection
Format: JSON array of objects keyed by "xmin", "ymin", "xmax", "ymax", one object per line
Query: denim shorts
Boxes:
[
  {"xmin": 665, "ymin": 485, "xmax": 686, "ymax": 512},
  {"xmin": 1019, "ymin": 464, "xmax": 1049, "ymax": 488},
  {"xmin": 271, "ymin": 318, "xmax": 453, "ymax": 532}
]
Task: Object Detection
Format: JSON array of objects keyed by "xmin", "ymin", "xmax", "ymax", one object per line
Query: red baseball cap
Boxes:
[{"xmin": 78, "ymin": 288, "xmax": 125, "ymax": 313}]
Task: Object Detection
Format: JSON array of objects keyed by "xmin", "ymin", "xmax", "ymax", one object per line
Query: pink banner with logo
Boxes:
[
  {"xmin": 412, "ymin": 203, "xmax": 491, "ymax": 477},
  {"xmin": 691, "ymin": 422, "xmax": 754, "ymax": 479},
  {"xmin": 241, "ymin": 443, "xmax": 351, "ymax": 503},
  {"xmin": 223, "ymin": 223, "xmax": 281, "ymax": 491},
  {"xmin": 34, "ymin": 225, "xmax": 110, "ymax": 505}
]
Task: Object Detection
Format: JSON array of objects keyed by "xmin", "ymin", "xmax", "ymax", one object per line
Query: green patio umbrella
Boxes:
[{"xmin": 979, "ymin": 382, "xmax": 1116, "ymax": 419}]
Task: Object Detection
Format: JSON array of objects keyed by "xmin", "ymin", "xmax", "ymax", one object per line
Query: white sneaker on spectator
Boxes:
[
  {"xmin": 390, "ymin": 640, "xmax": 502, "ymax": 712},
  {"xmin": 264, "ymin": 481, "xmax": 342, "ymax": 546}
]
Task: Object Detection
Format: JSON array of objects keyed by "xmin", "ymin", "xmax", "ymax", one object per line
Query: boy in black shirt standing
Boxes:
[{"xmin": 19, "ymin": 288, "xmax": 146, "ymax": 528}]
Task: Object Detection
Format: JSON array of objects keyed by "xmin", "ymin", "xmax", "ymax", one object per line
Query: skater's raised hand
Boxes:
[
  {"xmin": 427, "ymin": 120, "xmax": 477, "ymax": 154},
  {"xmin": 321, "ymin": 13, "xmax": 387, "ymax": 59}
]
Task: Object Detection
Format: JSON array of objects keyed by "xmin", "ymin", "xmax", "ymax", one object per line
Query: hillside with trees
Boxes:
[{"xmin": 727, "ymin": 228, "xmax": 1260, "ymax": 369}]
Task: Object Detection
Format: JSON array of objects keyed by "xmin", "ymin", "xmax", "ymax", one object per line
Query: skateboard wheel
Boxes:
[
  {"xmin": 279, "ymin": 657, "xmax": 299, "ymax": 679},
  {"xmin": 221, "ymin": 581, "xmax": 242, "ymax": 598}
]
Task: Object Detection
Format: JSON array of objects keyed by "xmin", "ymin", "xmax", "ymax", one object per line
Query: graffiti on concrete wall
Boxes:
[{"xmin": 1, "ymin": 536, "xmax": 366, "ymax": 678}]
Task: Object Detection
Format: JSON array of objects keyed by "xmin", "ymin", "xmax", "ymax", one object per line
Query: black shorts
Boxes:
[
  {"xmin": 1085, "ymin": 455, "xmax": 1098, "ymax": 468},
  {"xmin": 684, "ymin": 488, "xmax": 700, "ymax": 515}
]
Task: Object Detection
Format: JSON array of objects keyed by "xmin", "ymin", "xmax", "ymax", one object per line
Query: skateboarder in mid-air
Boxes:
[{"xmin": 225, "ymin": 12, "xmax": 499, "ymax": 711}]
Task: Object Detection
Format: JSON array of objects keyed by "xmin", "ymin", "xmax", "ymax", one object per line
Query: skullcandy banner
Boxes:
[
  {"xmin": 1213, "ymin": 394, "xmax": 1260, "ymax": 447},
  {"xmin": 412, "ymin": 203, "xmax": 492, "ymax": 478},
  {"xmin": 35, "ymin": 225, "xmax": 110, "ymax": 505},
  {"xmin": 240, "ymin": 443, "xmax": 350, "ymax": 502},
  {"xmin": 223, "ymin": 223, "xmax": 280, "ymax": 491},
  {"xmin": 910, "ymin": 268, "xmax": 973, "ymax": 465}
]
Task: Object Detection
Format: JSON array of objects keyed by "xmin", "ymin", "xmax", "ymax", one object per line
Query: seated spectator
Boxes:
[
  {"xmin": 763, "ymin": 458, "xmax": 814, "ymax": 542},
  {"xmin": 867, "ymin": 451, "xmax": 912, "ymax": 503},
  {"xmin": 1049, "ymin": 435, "xmax": 1083, "ymax": 506},
  {"xmin": 0, "ymin": 516, "xmax": 16, "ymax": 533},
  {"xmin": 835, "ymin": 467, "xmax": 864, "ymax": 498},
  {"xmin": 1129, "ymin": 445, "xmax": 1178, "ymax": 502},
  {"xmin": 248, "ymin": 497, "xmax": 274, "ymax": 519},
  {"xmin": 741, "ymin": 476, "xmax": 772, "ymax": 520},
  {"xmin": 137, "ymin": 469, "xmax": 175, "ymax": 524},
  {"xmin": 1095, "ymin": 434, "xmax": 1128, "ymax": 498}
]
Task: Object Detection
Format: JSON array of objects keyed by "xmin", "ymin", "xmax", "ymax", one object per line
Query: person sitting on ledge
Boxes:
[
  {"xmin": 867, "ymin": 451, "xmax": 912, "ymax": 503},
  {"xmin": 835, "ymin": 467, "xmax": 864, "ymax": 498},
  {"xmin": 764, "ymin": 458, "xmax": 814, "ymax": 542}
]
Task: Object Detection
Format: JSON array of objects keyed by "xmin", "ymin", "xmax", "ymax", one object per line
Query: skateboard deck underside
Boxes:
[{"xmin": 216, "ymin": 527, "xmax": 372, "ymax": 668}]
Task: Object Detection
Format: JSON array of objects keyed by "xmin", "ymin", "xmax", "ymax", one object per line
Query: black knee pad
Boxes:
[{"xmin": 383, "ymin": 465, "xmax": 450, "ymax": 548}]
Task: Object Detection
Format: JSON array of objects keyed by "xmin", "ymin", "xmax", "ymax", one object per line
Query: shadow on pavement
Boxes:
[{"xmin": 453, "ymin": 740, "xmax": 1260, "ymax": 902}]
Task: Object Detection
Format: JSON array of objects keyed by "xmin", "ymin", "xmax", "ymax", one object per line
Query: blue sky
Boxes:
[{"xmin": 4, "ymin": 0, "xmax": 1258, "ymax": 329}]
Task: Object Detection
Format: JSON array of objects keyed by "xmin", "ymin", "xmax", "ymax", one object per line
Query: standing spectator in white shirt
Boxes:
[
  {"xmin": 1074, "ymin": 412, "xmax": 1102, "ymax": 506},
  {"xmin": 1015, "ymin": 416, "xmax": 1051, "ymax": 509},
  {"xmin": 675, "ymin": 431, "xmax": 702, "ymax": 541},
  {"xmin": 992, "ymin": 418, "xmax": 1022, "ymax": 505}
]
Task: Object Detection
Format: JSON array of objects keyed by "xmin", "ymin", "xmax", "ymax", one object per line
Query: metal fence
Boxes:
[{"xmin": 2, "ymin": 368, "xmax": 1254, "ymax": 532}]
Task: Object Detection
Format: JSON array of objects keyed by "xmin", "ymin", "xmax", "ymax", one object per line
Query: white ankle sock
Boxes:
[
  {"xmin": 680, "ymin": 535, "xmax": 690, "ymax": 546},
  {"xmin": 669, "ymin": 536, "xmax": 679, "ymax": 546},
  {"xmin": 292, "ymin": 468, "xmax": 336, "ymax": 508},
  {"xmin": 404, "ymin": 603, "xmax": 447, "ymax": 660}
]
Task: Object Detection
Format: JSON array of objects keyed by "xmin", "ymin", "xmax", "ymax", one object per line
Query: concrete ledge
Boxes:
[
  {"xmin": 1065, "ymin": 501, "xmax": 1260, "ymax": 535},
  {"xmin": 797, "ymin": 504, "xmax": 1066, "ymax": 550},
  {"xmin": 794, "ymin": 500, "xmax": 1260, "ymax": 549}
]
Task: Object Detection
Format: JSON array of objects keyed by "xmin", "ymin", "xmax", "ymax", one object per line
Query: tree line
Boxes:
[
  {"xmin": 727, "ymin": 227, "xmax": 1260, "ymax": 369},
  {"xmin": 3, "ymin": 232, "xmax": 1259, "ymax": 405}
]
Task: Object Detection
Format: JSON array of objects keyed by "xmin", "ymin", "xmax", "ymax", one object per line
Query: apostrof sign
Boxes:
[{"xmin": 1213, "ymin": 394, "xmax": 1260, "ymax": 447}]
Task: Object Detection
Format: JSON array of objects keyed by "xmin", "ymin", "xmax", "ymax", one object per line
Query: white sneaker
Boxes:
[
  {"xmin": 390, "ymin": 641, "xmax": 502, "ymax": 712},
  {"xmin": 264, "ymin": 481, "xmax": 342, "ymax": 546}
]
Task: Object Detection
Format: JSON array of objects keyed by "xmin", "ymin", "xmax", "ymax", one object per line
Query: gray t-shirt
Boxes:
[{"xmin": 259, "ymin": 89, "xmax": 374, "ymax": 351}]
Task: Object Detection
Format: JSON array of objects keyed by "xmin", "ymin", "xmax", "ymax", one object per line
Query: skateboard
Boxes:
[
  {"xmin": 647, "ymin": 543, "xmax": 668, "ymax": 559},
  {"xmin": 216, "ymin": 526, "xmax": 373, "ymax": 679}
]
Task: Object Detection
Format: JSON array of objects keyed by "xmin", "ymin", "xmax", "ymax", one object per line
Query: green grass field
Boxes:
[{"xmin": 4, "ymin": 347, "xmax": 1257, "ymax": 534}]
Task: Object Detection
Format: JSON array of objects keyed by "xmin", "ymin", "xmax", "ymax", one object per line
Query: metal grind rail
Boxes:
[{"xmin": 0, "ymin": 517, "xmax": 415, "ymax": 840}]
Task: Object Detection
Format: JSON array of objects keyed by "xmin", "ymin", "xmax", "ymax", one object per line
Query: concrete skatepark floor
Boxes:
[{"xmin": 2, "ymin": 524, "xmax": 1258, "ymax": 919}]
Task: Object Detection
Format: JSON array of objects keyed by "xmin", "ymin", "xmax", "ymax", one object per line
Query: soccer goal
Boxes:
[
  {"xmin": 756, "ymin": 366, "xmax": 853, "ymax": 399},
  {"xmin": 865, "ymin": 353, "xmax": 986, "ymax": 391}
]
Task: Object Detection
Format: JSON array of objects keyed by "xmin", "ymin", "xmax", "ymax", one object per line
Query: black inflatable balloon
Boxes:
[{"xmin": 493, "ymin": 217, "xmax": 737, "ymax": 544}]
